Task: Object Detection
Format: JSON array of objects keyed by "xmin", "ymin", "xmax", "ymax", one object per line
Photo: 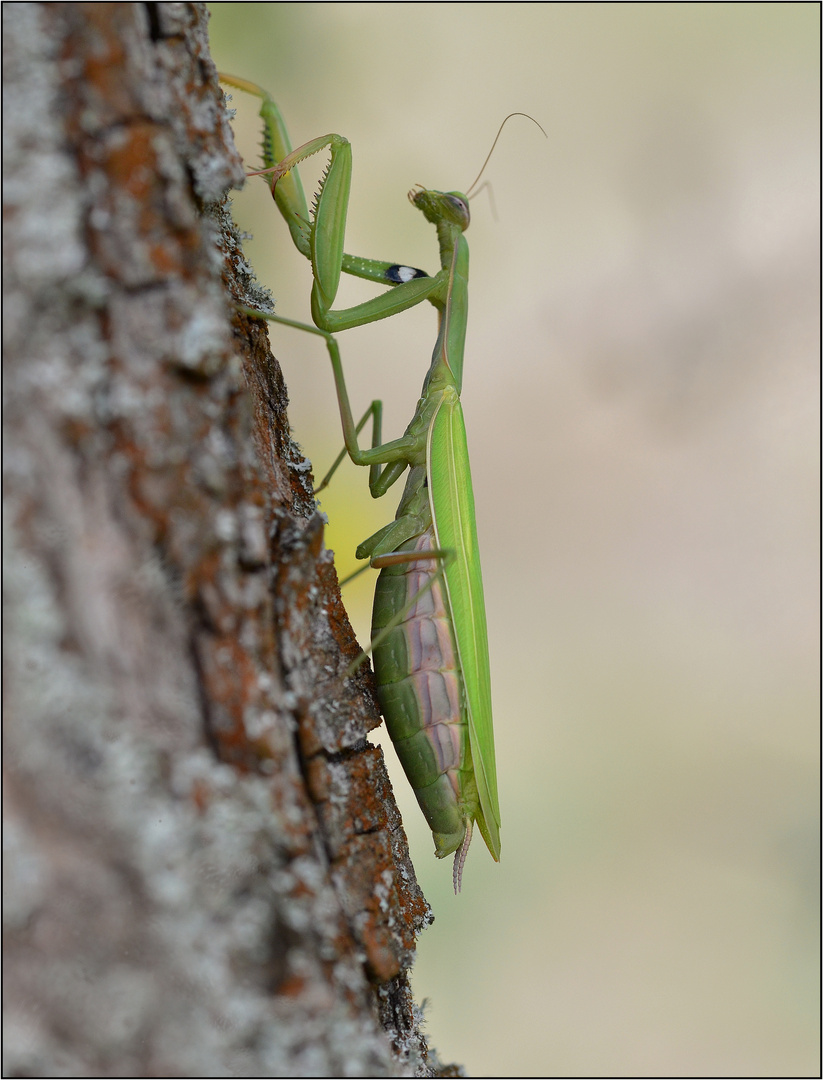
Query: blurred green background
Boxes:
[{"xmin": 209, "ymin": 4, "xmax": 818, "ymax": 1076}]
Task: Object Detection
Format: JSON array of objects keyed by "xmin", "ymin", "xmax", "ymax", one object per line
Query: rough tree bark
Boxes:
[{"xmin": 3, "ymin": 4, "xmax": 457, "ymax": 1076}]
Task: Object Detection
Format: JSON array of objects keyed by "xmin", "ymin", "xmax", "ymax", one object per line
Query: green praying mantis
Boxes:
[{"xmin": 221, "ymin": 74, "xmax": 543, "ymax": 892}]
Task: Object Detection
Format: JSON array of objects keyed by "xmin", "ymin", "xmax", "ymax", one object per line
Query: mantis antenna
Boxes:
[{"xmin": 465, "ymin": 112, "xmax": 548, "ymax": 199}]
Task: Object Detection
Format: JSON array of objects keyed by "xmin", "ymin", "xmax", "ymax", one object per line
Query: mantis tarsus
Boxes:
[{"xmin": 221, "ymin": 75, "xmax": 542, "ymax": 892}]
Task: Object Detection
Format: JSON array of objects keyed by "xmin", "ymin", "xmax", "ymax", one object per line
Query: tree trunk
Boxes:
[{"xmin": 3, "ymin": 4, "xmax": 453, "ymax": 1075}]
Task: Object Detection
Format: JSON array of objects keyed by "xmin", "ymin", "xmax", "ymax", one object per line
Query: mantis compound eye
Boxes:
[{"xmin": 444, "ymin": 193, "xmax": 471, "ymax": 229}]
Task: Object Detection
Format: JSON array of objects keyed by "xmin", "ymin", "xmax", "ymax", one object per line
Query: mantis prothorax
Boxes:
[{"xmin": 221, "ymin": 74, "xmax": 544, "ymax": 892}]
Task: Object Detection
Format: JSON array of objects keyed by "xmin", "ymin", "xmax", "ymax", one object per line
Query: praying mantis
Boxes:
[{"xmin": 221, "ymin": 75, "xmax": 541, "ymax": 891}]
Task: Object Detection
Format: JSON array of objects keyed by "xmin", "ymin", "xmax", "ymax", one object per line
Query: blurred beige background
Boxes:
[{"xmin": 210, "ymin": 4, "xmax": 818, "ymax": 1076}]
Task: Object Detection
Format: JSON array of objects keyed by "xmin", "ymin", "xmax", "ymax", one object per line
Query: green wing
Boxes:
[{"xmin": 428, "ymin": 389, "xmax": 500, "ymax": 860}]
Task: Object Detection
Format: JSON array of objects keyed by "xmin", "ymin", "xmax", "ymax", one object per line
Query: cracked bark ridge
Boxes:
[{"xmin": 3, "ymin": 4, "xmax": 452, "ymax": 1076}]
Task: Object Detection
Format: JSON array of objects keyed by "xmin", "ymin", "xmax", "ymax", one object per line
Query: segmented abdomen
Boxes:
[{"xmin": 371, "ymin": 530, "xmax": 475, "ymax": 857}]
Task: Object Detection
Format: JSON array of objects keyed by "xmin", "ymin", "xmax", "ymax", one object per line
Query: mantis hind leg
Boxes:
[{"xmin": 345, "ymin": 546, "xmax": 454, "ymax": 677}]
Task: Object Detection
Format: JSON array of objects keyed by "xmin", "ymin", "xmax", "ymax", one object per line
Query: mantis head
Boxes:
[{"xmin": 409, "ymin": 187, "xmax": 471, "ymax": 232}]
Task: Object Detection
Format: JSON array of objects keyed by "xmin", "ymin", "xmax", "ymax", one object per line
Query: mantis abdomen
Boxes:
[{"xmin": 372, "ymin": 530, "xmax": 479, "ymax": 860}]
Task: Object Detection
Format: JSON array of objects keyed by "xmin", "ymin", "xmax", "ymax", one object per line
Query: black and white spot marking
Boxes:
[{"xmin": 385, "ymin": 264, "xmax": 428, "ymax": 283}]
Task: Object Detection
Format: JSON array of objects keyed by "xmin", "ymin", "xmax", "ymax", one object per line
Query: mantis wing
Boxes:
[{"xmin": 428, "ymin": 389, "xmax": 501, "ymax": 860}]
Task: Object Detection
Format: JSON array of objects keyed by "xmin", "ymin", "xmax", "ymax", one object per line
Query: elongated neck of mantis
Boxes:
[{"xmin": 432, "ymin": 233, "xmax": 469, "ymax": 393}]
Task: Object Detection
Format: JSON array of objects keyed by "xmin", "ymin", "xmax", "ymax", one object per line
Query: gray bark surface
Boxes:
[{"xmin": 3, "ymin": 4, "xmax": 452, "ymax": 1076}]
